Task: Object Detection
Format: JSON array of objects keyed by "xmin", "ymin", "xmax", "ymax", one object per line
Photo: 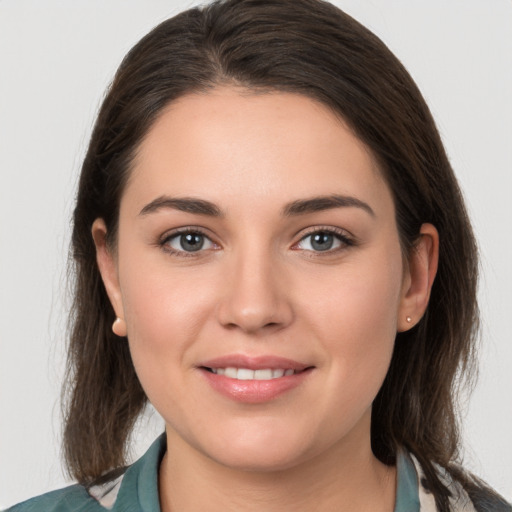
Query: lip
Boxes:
[
  {"xmin": 198, "ymin": 354, "xmax": 314, "ymax": 404},
  {"xmin": 200, "ymin": 354, "xmax": 310, "ymax": 372}
]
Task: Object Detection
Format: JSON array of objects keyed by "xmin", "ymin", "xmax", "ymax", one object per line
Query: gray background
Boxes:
[{"xmin": 1, "ymin": 0, "xmax": 511, "ymax": 506}]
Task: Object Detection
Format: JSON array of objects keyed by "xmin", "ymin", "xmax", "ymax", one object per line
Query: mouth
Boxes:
[
  {"xmin": 198, "ymin": 355, "xmax": 314, "ymax": 403},
  {"xmin": 202, "ymin": 367, "xmax": 301, "ymax": 380}
]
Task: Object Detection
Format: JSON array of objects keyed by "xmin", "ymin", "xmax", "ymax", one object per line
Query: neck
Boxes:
[{"xmin": 159, "ymin": 419, "xmax": 396, "ymax": 512}]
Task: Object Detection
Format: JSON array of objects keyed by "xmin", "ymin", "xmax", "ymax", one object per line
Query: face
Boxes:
[{"xmin": 95, "ymin": 87, "xmax": 433, "ymax": 472}]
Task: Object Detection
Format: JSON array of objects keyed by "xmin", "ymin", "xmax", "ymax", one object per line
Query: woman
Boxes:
[{"xmin": 6, "ymin": 0, "xmax": 511, "ymax": 510}]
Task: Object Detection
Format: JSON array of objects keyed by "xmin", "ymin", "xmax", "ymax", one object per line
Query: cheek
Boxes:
[
  {"xmin": 301, "ymin": 249, "xmax": 403, "ymax": 395},
  {"xmin": 120, "ymin": 269, "xmax": 214, "ymax": 354},
  {"xmin": 307, "ymin": 255, "xmax": 402, "ymax": 332},
  {"xmin": 118, "ymin": 272, "xmax": 217, "ymax": 422},
  {"xmin": 115, "ymin": 239, "xmax": 219, "ymax": 390}
]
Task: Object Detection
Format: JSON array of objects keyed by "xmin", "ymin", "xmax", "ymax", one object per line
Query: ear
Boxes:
[
  {"xmin": 397, "ymin": 223, "xmax": 439, "ymax": 332},
  {"xmin": 91, "ymin": 218, "xmax": 126, "ymax": 327}
]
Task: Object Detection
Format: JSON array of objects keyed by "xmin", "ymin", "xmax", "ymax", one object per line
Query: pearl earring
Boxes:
[
  {"xmin": 406, "ymin": 316, "xmax": 412, "ymax": 323},
  {"xmin": 112, "ymin": 317, "xmax": 127, "ymax": 337}
]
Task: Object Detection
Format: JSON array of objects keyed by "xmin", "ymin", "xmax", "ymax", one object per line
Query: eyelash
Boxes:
[
  {"xmin": 159, "ymin": 227, "xmax": 217, "ymax": 258},
  {"xmin": 292, "ymin": 226, "xmax": 355, "ymax": 256},
  {"xmin": 158, "ymin": 226, "xmax": 355, "ymax": 258}
]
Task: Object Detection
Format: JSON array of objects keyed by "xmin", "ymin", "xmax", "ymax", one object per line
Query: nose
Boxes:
[{"xmin": 216, "ymin": 248, "xmax": 294, "ymax": 335}]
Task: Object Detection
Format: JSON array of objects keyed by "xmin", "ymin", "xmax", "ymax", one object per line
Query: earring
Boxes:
[
  {"xmin": 406, "ymin": 316, "xmax": 412, "ymax": 323},
  {"xmin": 112, "ymin": 317, "xmax": 127, "ymax": 337}
]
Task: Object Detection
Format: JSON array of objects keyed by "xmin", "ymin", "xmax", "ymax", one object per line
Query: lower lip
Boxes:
[{"xmin": 200, "ymin": 368, "xmax": 312, "ymax": 403}]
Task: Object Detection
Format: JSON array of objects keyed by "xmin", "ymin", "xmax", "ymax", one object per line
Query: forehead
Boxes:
[{"xmin": 125, "ymin": 87, "xmax": 392, "ymax": 217}]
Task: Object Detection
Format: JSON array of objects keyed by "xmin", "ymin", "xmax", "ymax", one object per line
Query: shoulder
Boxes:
[
  {"xmin": 410, "ymin": 454, "xmax": 512, "ymax": 512},
  {"xmin": 4, "ymin": 484, "xmax": 104, "ymax": 512},
  {"xmin": 459, "ymin": 478, "xmax": 512, "ymax": 512},
  {"xmin": 5, "ymin": 434, "xmax": 166, "ymax": 512}
]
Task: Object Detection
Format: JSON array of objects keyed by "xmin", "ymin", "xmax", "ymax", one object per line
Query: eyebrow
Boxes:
[
  {"xmin": 282, "ymin": 195, "xmax": 375, "ymax": 217},
  {"xmin": 139, "ymin": 196, "xmax": 224, "ymax": 217},
  {"xmin": 139, "ymin": 194, "xmax": 375, "ymax": 218}
]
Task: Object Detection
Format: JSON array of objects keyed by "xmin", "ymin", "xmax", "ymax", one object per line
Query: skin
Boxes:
[{"xmin": 93, "ymin": 87, "xmax": 438, "ymax": 511}]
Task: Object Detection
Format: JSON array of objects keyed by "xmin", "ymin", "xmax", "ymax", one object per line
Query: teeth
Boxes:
[
  {"xmin": 224, "ymin": 367, "xmax": 238, "ymax": 379},
  {"xmin": 210, "ymin": 367, "xmax": 297, "ymax": 380},
  {"xmin": 237, "ymin": 368, "xmax": 255, "ymax": 380},
  {"xmin": 254, "ymin": 369, "xmax": 273, "ymax": 380}
]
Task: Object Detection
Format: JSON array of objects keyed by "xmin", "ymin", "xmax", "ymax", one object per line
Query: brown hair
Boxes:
[{"xmin": 64, "ymin": 0, "xmax": 482, "ymax": 509}]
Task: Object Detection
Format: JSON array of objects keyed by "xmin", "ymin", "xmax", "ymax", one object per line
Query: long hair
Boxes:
[{"xmin": 64, "ymin": 1, "xmax": 481, "ymax": 509}]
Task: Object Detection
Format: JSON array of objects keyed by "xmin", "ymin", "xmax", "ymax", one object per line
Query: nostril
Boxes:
[{"xmin": 216, "ymin": 290, "xmax": 294, "ymax": 334}]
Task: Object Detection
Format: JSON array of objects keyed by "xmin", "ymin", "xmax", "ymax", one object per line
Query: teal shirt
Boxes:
[{"xmin": 6, "ymin": 435, "xmax": 420, "ymax": 512}]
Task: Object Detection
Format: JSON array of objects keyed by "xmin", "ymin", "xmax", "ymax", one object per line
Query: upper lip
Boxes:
[{"xmin": 199, "ymin": 354, "xmax": 312, "ymax": 371}]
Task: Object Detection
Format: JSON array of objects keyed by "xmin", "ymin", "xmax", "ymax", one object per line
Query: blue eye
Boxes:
[
  {"xmin": 162, "ymin": 231, "xmax": 215, "ymax": 254},
  {"xmin": 296, "ymin": 230, "xmax": 352, "ymax": 252}
]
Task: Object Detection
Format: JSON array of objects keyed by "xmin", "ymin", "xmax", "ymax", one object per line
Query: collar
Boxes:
[{"xmin": 109, "ymin": 435, "xmax": 421, "ymax": 511}]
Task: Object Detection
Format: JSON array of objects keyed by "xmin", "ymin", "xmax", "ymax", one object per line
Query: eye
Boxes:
[
  {"xmin": 295, "ymin": 229, "xmax": 353, "ymax": 253},
  {"xmin": 161, "ymin": 230, "xmax": 216, "ymax": 256}
]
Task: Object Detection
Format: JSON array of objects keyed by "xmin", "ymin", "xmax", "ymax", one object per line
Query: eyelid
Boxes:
[
  {"xmin": 159, "ymin": 225, "xmax": 211, "ymax": 243},
  {"xmin": 158, "ymin": 226, "xmax": 220, "ymax": 257},
  {"xmin": 156, "ymin": 225, "xmax": 356, "ymax": 257},
  {"xmin": 291, "ymin": 226, "xmax": 356, "ymax": 252}
]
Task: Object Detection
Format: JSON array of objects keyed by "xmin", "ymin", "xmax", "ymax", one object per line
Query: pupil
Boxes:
[
  {"xmin": 181, "ymin": 233, "xmax": 204, "ymax": 252},
  {"xmin": 311, "ymin": 232, "xmax": 333, "ymax": 251}
]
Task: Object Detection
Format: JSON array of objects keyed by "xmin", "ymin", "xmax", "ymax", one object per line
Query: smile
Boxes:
[
  {"xmin": 199, "ymin": 356, "xmax": 313, "ymax": 403},
  {"xmin": 207, "ymin": 368, "xmax": 297, "ymax": 380}
]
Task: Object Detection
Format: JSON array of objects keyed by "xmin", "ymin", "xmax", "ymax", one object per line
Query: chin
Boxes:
[
  {"xmin": 210, "ymin": 444, "xmax": 310, "ymax": 473},
  {"xmin": 193, "ymin": 423, "xmax": 319, "ymax": 473}
]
